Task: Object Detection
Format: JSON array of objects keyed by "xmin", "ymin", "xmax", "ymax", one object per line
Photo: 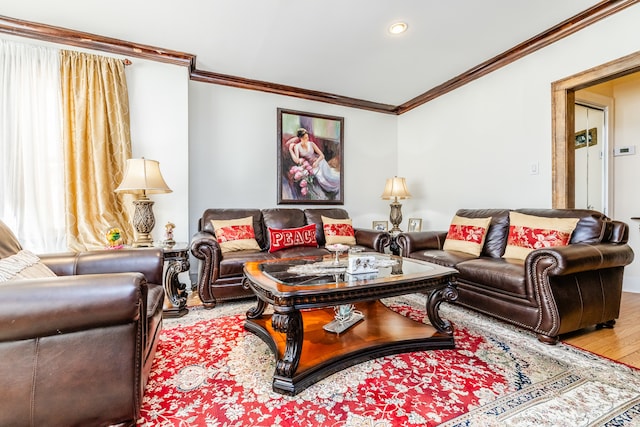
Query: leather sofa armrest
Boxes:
[
  {"xmin": 0, "ymin": 273, "xmax": 146, "ymax": 341},
  {"xmin": 39, "ymin": 248, "xmax": 164, "ymax": 285},
  {"xmin": 190, "ymin": 231, "xmax": 222, "ymax": 260},
  {"xmin": 526, "ymin": 242, "xmax": 635, "ymax": 277},
  {"xmin": 354, "ymin": 228, "xmax": 389, "ymax": 253},
  {"xmin": 190, "ymin": 231, "xmax": 223, "ymax": 305},
  {"xmin": 396, "ymin": 231, "xmax": 448, "ymax": 255}
]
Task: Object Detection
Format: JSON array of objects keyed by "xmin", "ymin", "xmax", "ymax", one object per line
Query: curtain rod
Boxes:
[{"xmin": 123, "ymin": 58, "xmax": 132, "ymax": 66}]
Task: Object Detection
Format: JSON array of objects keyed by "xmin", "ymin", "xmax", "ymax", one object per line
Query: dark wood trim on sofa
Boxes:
[{"xmin": 1, "ymin": 1, "xmax": 637, "ymax": 115}]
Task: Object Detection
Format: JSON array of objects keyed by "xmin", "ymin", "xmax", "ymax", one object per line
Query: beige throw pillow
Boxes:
[
  {"xmin": 210, "ymin": 216, "xmax": 261, "ymax": 253},
  {"xmin": 321, "ymin": 216, "xmax": 356, "ymax": 246},
  {"xmin": 503, "ymin": 212, "xmax": 579, "ymax": 260},
  {"xmin": 443, "ymin": 215, "xmax": 492, "ymax": 257},
  {"xmin": 0, "ymin": 250, "xmax": 57, "ymax": 282}
]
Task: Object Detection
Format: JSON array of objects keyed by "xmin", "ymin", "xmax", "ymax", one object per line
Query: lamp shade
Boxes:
[
  {"xmin": 115, "ymin": 158, "xmax": 172, "ymax": 195},
  {"xmin": 381, "ymin": 177, "xmax": 412, "ymax": 200}
]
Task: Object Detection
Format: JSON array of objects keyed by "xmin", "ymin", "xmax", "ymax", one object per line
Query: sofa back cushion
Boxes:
[
  {"xmin": 455, "ymin": 209, "xmax": 510, "ymax": 258},
  {"xmin": 304, "ymin": 208, "xmax": 350, "ymax": 246},
  {"xmin": 515, "ymin": 209, "xmax": 607, "ymax": 244},
  {"xmin": 201, "ymin": 209, "xmax": 266, "ymax": 249},
  {"xmin": 262, "ymin": 209, "xmax": 307, "ymax": 249}
]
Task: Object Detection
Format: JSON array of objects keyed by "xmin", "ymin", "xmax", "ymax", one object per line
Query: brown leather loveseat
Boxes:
[
  {"xmin": 190, "ymin": 208, "xmax": 389, "ymax": 307},
  {"xmin": 397, "ymin": 208, "xmax": 634, "ymax": 344},
  {"xmin": 0, "ymin": 220, "xmax": 164, "ymax": 426}
]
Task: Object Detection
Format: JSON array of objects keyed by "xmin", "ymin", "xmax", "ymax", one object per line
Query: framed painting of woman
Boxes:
[{"xmin": 277, "ymin": 108, "xmax": 344, "ymax": 204}]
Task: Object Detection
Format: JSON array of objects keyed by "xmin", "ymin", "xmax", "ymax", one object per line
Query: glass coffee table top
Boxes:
[{"xmin": 258, "ymin": 253, "xmax": 435, "ymax": 287}]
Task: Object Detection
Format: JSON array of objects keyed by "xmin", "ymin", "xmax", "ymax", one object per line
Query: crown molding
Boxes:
[{"xmin": 1, "ymin": 1, "xmax": 637, "ymax": 115}]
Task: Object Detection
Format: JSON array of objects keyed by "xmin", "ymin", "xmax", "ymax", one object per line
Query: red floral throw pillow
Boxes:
[
  {"xmin": 321, "ymin": 216, "xmax": 356, "ymax": 245},
  {"xmin": 268, "ymin": 224, "xmax": 318, "ymax": 253},
  {"xmin": 442, "ymin": 215, "xmax": 492, "ymax": 256},
  {"xmin": 210, "ymin": 217, "xmax": 261, "ymax": 253},
  {"xmin": 503, "ymin": 212, "xmax": 579, "ymax": 260}
]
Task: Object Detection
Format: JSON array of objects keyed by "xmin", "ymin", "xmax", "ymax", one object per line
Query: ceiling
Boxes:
[{"xmin": 1, "ymin": 0, "xmax": 605, "ymax": 106}]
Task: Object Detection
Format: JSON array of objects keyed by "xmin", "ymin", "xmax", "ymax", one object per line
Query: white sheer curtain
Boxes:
[{"xmin": 0, "ymin": 40, "xmax": 66, "ymax": 253}]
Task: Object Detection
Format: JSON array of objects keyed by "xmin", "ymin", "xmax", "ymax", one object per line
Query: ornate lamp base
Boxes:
[
  {"xmin": 132, "ymin": 198, "xmax": 156, "ymax": 247},
  {"xmin": 389, "ymin": 201, "xmax": 403, "ymax": 232}
]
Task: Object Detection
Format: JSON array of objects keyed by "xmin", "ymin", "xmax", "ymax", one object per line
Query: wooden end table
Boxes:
[
  {"xmin": 156, "ymin": 242, "xmax": 190, "ymax": 318},
  {"xmin": 242, "ymin": 253, "xmax": 458, "ymax": 395}
]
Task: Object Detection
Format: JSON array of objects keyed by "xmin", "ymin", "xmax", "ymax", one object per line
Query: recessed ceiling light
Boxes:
[{"xmin": 389, "ymin": 22, "xmax": 408, "ymax": 35}]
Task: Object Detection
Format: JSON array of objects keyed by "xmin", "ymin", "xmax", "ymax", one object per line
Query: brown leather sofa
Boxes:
[
  {"xmin": 397, "ymin": 208, "xmax": 634, "ymax": 344},
  {"xmin": 0, "ymin": 220, "xmax": 164, "ymax": 426},
  {"xmin": 190, "ymin": 208, "xmax": 390, "ymax": 308}
]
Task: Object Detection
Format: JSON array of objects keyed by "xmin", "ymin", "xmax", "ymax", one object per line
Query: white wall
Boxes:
[
  {"xmin": 126, "ymin": 60, "xmax": 190, "ymax": 245},
  {"xmin": 612, "ymin": 77, "xmax": 640, "ymax": 292},
  {"xmin": 397, "ymin": 6, "xmax": 640, "ymax": 292},
  {"xmin": 188, "ymin": 82, "xmax": 398, "ymax": 241}
]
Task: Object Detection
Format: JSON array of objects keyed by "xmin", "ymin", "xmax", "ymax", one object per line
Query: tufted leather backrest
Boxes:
[
  {"xmin": 200, "ymin": 209, "xmax": 265, "ymax": 248},
  {"xmin": 515, "ymin": 208, "xmax": 608, "ymax": 244},
  {"xmin": 455, "ymin": 209, "xmax": 510, "ymax": 258},
  {"xmin": 0, "ymin": 220, "xmax": 23, "ymax": 259},
  {"xmin": 304, "ymin": 208, "xmax": 350, "ymax": 246},
  {"xmin": 262, "ymin": 208, "xmax": 306, "ymax": 249}
]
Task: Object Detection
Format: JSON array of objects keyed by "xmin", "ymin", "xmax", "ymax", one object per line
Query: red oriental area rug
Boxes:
[{"xmin": 138, "ymin": 295, "xmax": 640, "ymax": 426}]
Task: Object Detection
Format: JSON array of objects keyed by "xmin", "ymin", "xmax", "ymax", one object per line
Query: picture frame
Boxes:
[
  {"xmin": 575, "ymin": 127, "xmax": 597, "ymax": 149},
  {"xmin": 407, "ymin": 218, "xmax": 422, "ymax": 232},
  {"xmin": 372, "ymin": 220, "xmax": 388, "ymax": 232},
  {"xmin": 277, "ymin": 108, "xmax": 344, "ymax": 204}
]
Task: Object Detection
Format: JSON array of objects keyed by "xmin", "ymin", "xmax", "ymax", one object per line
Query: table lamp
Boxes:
[
  {"xmin": 381, "ymin": 176, "xmax": 412, "ymax": 232},
  {"xmin": 115, "ymin": 158, "xmax": 172, "ymax": 247}
]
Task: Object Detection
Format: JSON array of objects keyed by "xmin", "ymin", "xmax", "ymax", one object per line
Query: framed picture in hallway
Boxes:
[{"xmin": 277, "ymin": 108, "xmax": 344, "ymax": 204}]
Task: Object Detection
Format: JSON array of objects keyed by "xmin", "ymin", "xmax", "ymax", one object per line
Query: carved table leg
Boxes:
[
  {"xmin": 246, "ymin": 298, "xmax": 268, "ymax": 319},
  {"xmin": 163, "ymin": 258, "xmax": 190, "ymax": 318},
  {"xmin": 426, "ymin": 282, "xmax": 458, "ymax": 335},
  {"xmin": 271, "ymin": 309, "xmax": 303, "ymax": 381}
]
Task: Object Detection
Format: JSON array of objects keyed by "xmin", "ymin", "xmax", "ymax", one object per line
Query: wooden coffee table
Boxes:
[{"xmin": 242, "ymin": 253, "xmax": 458, "ymax": 395}]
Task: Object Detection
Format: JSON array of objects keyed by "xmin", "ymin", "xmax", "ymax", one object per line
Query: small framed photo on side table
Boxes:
[
  {"xmin": 372, "ymin": 221, "xmax": 388, "ymax": 232},
  {"xmin": 408, "ymin": 218, "xmax": 422, "ymax": 232}
]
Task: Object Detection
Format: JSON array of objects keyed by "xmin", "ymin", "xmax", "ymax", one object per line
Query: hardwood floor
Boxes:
[{"xmin": 563, "ymin": 291, "xmax": 640, "ymax": 368}]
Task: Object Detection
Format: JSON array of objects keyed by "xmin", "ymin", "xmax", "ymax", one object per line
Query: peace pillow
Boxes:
[
  {"xmin": 268, "ymin": 224, "xmax": 318, "ymax": 253},
  {"xmin": 503, "ymin": 211, "xmax": 579, "ymax": 260},
  {"xmin": 321, "ymin": 215, "xmax": 356, "ymax": 246},
  {"xmin": 210, "ymin": 216, "xmax": 261, "ymax": 253},
  {"xmin": 442, "ymin": 215, "xmax": 492, "ymax": 257}
]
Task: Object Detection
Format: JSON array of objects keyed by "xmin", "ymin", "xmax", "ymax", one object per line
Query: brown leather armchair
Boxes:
[{"xmin": 0, "ymin": 220, "xmax": 164, "ymax": 426}]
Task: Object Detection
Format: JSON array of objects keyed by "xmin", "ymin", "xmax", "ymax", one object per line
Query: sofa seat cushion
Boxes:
[
  {"xmin": 406, "ymin": 249, "xmax": 477, "ymax": 268},
  {"xmin": 456, "ymin": 258, "xmax": 528, "ymax": 298},
  {"xmin": 269, "ymin": 246, "xmax": 329, "ymax": 259},
  {"xmin": 219, "ymin": 251, "xmax": 275, "ymax": 277}
]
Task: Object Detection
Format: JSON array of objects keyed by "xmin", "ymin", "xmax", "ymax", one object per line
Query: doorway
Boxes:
[
  {"xmin": 574, "ymin": 102, "xmax": 607, "ymax": 214},
  {"xmin": 551, "ymin": 50, "xmax": 640, "ymax": 209}
]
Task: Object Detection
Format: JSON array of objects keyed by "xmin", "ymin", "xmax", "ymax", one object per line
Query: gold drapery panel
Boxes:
[{"xmin": 60, "ymin": 50, "xmax": 133, "ymax": 251}]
